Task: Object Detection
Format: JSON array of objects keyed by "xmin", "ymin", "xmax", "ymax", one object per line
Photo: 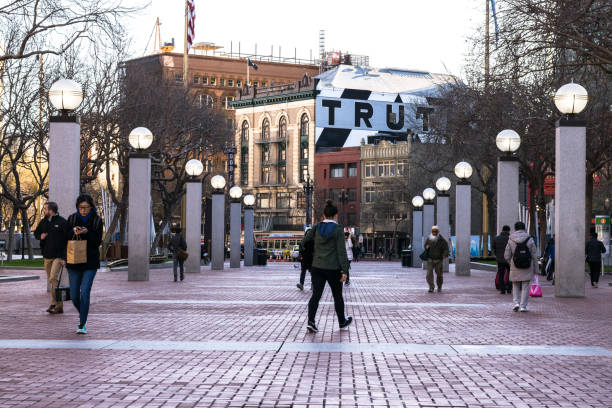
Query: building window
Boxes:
[
  {"xmin": 261, "ymin": 167, "xmax": 270, "ymax": 185},
  {"xmin": 323, "ymin": 169, "xmax": 326, "ymax": 179},
  {"xmin": 297, "ymin": 192, "xmax": 306, "ymax": 208},
  {"xmin": 261, "ymin": 145, "xmax": 270, "ymax": 163},
  {"xmin": 223, "ymin": 96, "xmax": 235, "ymax": 109},
  {"xmin": 278, "ymin": 166, "xmax": 286, "ymax": 184},
  {"xmin": 202, "ymin": 76, "xmax": 208, "ymax": 85},
  {"xmin": 348, "ymin": 163, "xmax": 357, "ymax": 177},
  {"xmin": 365, "ymin": 187, "xmax": 376, "ymax": 203},
  {"xmin": 228, "ymin": 79, "xmax": 234, "ymax": 87},
  {"xmin": 261, "ymin": 118, "xmax": 270, "ymax": 139},
  {"xmin": 365, "ymin": 161, "xmax": 376, "ymax": 178},
  {"xmin": 210, "ymin": 76, "xmax": 217, "ymax": 85},
  {"xmin": 300, "ymin": 114, "xmax": 309, "ymax": 138},
  {"xmin": 397, "ymin": 159, "xmax": 409, "ymax": 176},
  {"xmin": 300, "ymin": 144, "xmax": 309, "ymax": 160},
  {"xmin": 300, "ymin": 165, "xmax": 308, "ymax": 182},
  {"xmin": 330, "ymin": 164, "xmax": 344, "ymax": 178},
  {"xmin": 241, "ymin": 121, "xmax": 249, "ymax": 141},
  {"xmin": 279, "ymin": 143, "xmax": 286, "ymax": 161},
  {"xmin": 347, "ymin": 213, "xmax": 357, "ymax": 226},
  {"xmin": 347, "ymin": 188, "xmax": 357, "ymax": 202},
  {"xmin": 236, "ymin": 80, "xmax": 242, "ymax": 87},
  {"xmin": 277, "ymin": 192, "xmax": 290, "ymax": 208},
  {"xmin": 220, "ymin": 78, "xmax": 225, "ymax": 86},
  {"xmin": 205, "ymin": 95, "xmax": 214, "ymax": 108},
  {"xmin": 378, "ymin": 160, "xmax": 395, "ymax": 177},
  {"xmin": 278, "ymin": 116, "xmax": 287, "ymax": 139},
  {"xmin": 175, "ymin": 73, "xmax": 183, "ymax": 83},
  {"xmin": 257, "ymin": 193, "xmax": 270, "ymax": 208},
  {"xmin": 193, "ymin": 75, "xmax": 200, "ymax": 84}
]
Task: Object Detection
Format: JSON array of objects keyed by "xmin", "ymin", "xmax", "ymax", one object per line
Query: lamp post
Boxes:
[
  {"xmin": 454, "ymin": 161, "xmax": 472, "ymax": 276},
  {"xmin": 127, "ymin": 127, "xmax": 154, "ymax": 281},
  {"xmin": 436, "ymin": 177, "xmax": 451, "ymax": 272},
  {"xmin": 211, "ymin": 174, "xmax": 226, "ymax": 270},
  {"xmin": 496, "ymin": 129, "xmax": 520, "ymax": 234},
  {"xmin": 303, "ymin": 176, "xmax": 314, "ymax": 228},
  {"xmin": 243, "ymin": 194, "xmax": 256, "ymax": 266},
  {"xmin": 411, "ymin": 196, "xmax": 424, "ymax": 267},
  {"xmin": 185, "ymin": 159, "xmax": 204, "ymax": 274},
  {"xmin": 48, "ymin": 79, "xmax": 83, "ymax": 226},
  {"xmin": 554, "ymin": 82, "xmax": 588, "ymax": 297},
  {"xmin": 229, "ymin": 185, "xmax": 243, "ymax": 268}
]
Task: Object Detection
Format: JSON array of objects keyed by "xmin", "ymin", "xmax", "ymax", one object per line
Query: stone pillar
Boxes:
[
  {"xmin": 243, "ymin": 207, "xmax": 254, "ymax": 266},
  {"xmin": 497, "ymin": 158, "xmax": 519, "ymax": 234},
  {"xmin": 49, "ymin": 119, "xmax": 80, "ymax": 227},
  {"xmin": 411, "ymin": 209, "xmax": 423, "ymax": 267},
  {"xmin": 555, "ymin": 120, "xmax": 586, "ymax": 297},
  {"xmin": 422, "ymin": 202, "xmax": 435, "ymax": 269},
  {"xmin": 437, "ymin": 194, "xmax": 450, "ymax": 272},
  {"xmin": 185, "ymin": 181, "xmax": 202, "ymax": 273},
  {"xmin": 455, "ymin": 182, "xmax": 471, "ymax": 276},
  {"xmin": 211, "ymin": 192, "xmax": 225, "ymax": 270},
  {"xmin": 128, "ymin": 155, "xmax": 151, "ymax": 281},
  {"xmin": 230, "ymin": 201, "xmax": 241, "ymax": 268}
]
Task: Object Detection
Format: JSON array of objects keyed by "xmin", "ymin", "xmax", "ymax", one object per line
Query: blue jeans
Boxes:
[{"xmin": 68, "ymin": 269, "xmax": 97, "ymax": 327}]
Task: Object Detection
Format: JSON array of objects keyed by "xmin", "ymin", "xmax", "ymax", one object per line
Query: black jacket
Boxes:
[
  {"xmin": 64, "ymin": 211, "xmax": 103, "ymax": 270},
  {"xmin": 34, "ymin": 215, "xmax": 67, "ymax": 259},
  {"xmin": 492, "ymin": 232, "xmax": 510, "ymax": 264},
  {"xmin": 168, "ymin": 233, "xmax": 187, "ymax": 253},
  {"xmin": 299, "ymin": 238, "xmax": 314, "ymax": 267},
  {"xmin": 585, "ymin": 238, "xmax": 606, "ymax": 262}
]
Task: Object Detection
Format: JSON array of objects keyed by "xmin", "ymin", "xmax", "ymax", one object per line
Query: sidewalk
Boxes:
[{"xmin": 0, "ymin": 262, "xmax": 610, "ymax": 407}]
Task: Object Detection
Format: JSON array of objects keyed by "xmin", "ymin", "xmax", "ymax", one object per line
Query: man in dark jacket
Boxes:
[
  {"xmin": 424, "ymin": 225, "xmax": 450, "ymax": 292},
  {"xmin": 168, "ymin": 227, "xmax": 187, "ymax": 282},
  {"xmin": 297, "ymin": 227, "xmax": 314, "ymax": 291},
  {"xmin": 34, "ymin": 202, "xmax": 67, "ymax": 314},
  {"xmin": 585, "ymin": 232, "xmax": 606, "ymax": 288},
  {"xmin": 492, "ymin": 225, "xmax": 512, "ymax": 294}
]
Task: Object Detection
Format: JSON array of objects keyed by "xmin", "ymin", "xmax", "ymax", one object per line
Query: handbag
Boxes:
[
  {"xmin": 54, "ymin": 265, "xmax": 71, "ymax": 302},
  {"xmin": 177, "ymin": 248, "xmax": 189, "ymax": 261},
  {"xmin": 529, "ymin": 274, "xmax": 542, "ymax": 297},
  {"xmin": 67, "ymin": 234, "xmax": 87, "ymax": 264},
  {"xmin": 419, "ymin": 249, "xmax": 429, "ymax": 261}
]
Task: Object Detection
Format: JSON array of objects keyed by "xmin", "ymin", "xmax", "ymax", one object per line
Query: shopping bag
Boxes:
[
  {"xmin": 529, "ymin": 274, "xmax": 542, "ymax": 297},
  {"xmin": 177, "ymin": 248, "xmax": 189, "ymax": 261},
  {"xmin": 67, "ymin": 235, "xmax": 87, "ymax": 264},
  {"xmin": 54, "ymin": 266, "xmax": 71, "ymax": 302}
]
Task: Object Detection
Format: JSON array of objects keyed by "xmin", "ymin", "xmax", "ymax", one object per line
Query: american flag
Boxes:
[{"xmin": 187, "ymin": 0, "xmax": 196, "ymax": 51}]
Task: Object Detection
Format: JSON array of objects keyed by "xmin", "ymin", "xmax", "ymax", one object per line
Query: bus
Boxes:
[{"xmin": 255, "ymin": 232, "xmax": 304, "ymax": 260}]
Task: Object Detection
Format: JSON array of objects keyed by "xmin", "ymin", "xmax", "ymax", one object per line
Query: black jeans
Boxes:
[
  {"xmin": 345, "ymin": 260, "xmax": 351, "ymax": 282},
  {"xmin": 496, "ymin": 262, "xmax": 511, "ymax": 293},
  {"xmin": 299, "ymin": 262, "xmax": 310, "ymax": 285},
  {"xmin": 173, "ymin": 257, "xmax": 184, "ymax": 279},
  {"xmin": 588, "ymin": 261, "xmax": 601, "ymax": 284},
  {"xmin": 308, "ymin": 266, "xmax": 345, "ymax": 324}
]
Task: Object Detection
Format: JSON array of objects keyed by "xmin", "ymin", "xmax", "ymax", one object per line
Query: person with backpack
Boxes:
[
  {"xmin": 297, "ymin": 226, "xmax": 313, "ymax": 291},
  {"xmin": 301, "ymin": 200, "xmax": 353, "ymax": 333},
  {"xmin": 504, "ymin": 221, "xmax": 538, "ymax": 312},
  {"xmin": 168, "ymin": 226, "xmax": 187, "ymax": 282},
  {"xmin": 491, "ymin": 225, "xmax": 512, "ymax": 294},
  {"xmin": 585, "ymin": 231, "xmax": 606, "ymax": 288}
]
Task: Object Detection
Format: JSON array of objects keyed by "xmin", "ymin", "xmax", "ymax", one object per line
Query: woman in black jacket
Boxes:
[{"xmin": 63, "ymin": 194, "xmax": 103, "ymax": 334}]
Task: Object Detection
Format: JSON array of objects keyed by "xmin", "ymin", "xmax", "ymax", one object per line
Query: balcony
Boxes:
[{"xmin": 254, "ymin": 136, "xmax": 287, "ymax": 144}]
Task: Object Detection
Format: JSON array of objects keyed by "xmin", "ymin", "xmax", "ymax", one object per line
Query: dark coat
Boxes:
[
  {"xmin": 302, "ymin": 221, "xmax": 350, "ymax": 273},
  {"xmin": 585, "ymin": 238, "xmax": 606, "ymax": 262},
  {"xmin": 168, "ymin": 233, "xmax": 187, "ymax": 253},
  {"xmin": 34, "ymin": 215, "xmax": 67, "ymax": 259},
  {"xmin": 424, "ymin": 234, "xmax": 449, "ymax": 260},
  {"xmin": 64, "ymin": 211, "xmax": 103, "ymax": 271},
  {"xmin": 299, "ymin": 238, "xmax": 314, "ymax": 267},
  {"xmin": 492, "ymin": 231, "xmax": 510, "ymax": 264}
]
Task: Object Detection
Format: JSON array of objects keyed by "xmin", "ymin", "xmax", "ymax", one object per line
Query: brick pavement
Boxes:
[{"xmin": 0, "ymin": 262, "xmax": 610, "ymax": 407}]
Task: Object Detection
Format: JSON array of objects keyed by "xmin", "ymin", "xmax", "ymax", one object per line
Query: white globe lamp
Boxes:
[
  {"xmin": 185, "ymin": 159, "xmax": 204, "ymax": 177},
  {"xmin": 423, "ymin": 188, "xmax": 436, "ymax": 202},
  {"xmin": 554, "ymin": 83, "xmax": 588, "ymax": 115},
  {"xmin": 435, "ymin": 177, "xmax": 451, "ymax": 193},
  {"xmin": 210, "ymin": 175, "xmax": 226, "ymax": 190},
  {"xmin": 412, "ymin": 196, "xmax": 424, "ymax": 208},
  {"xmin": 128, "ymin": 127, "xmax": 154, "ymax": 150},
  {"xmin": 48, "ymin": 79, "xmax": 83, "ymax": 112},
  {"xmin": 229, "ymin": 186, "xmax": 243, "ymax": 200},
  {"xmin": 496, "ymin": 129, "xmax": 521, "ymax": 153},
  {"xmin": 243, "ymin": 194, "xmax": 255, "ymax": 207},
  {"xmin": 454, "ymin": 161, "xmax": 473, "ymax": 181}
]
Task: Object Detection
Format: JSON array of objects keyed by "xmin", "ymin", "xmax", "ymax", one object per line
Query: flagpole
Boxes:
[
  {"xmin": 485, "ymin": 0, "xmax": 490, "ymax": 89},
  {"xmin": 183, "ymin": 0, "xmax": 188, "ymax": 87},
  {"xmin": 246, "ymin": 60, "xmax": 249, "ymax": 86}
]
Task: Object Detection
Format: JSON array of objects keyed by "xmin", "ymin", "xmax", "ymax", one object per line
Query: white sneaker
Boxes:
[
  {"xmin": 513, "ymin": 304, "xmax": 520, "ymax": 312},
  {"xmin": 519, "ymin": 307, "xmax": 528, "ymax": 312}
]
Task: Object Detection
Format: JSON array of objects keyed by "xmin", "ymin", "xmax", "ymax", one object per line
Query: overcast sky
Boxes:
[{"xmin": 126, "ymin": 0, "xmax": 486, "ymax": 78}]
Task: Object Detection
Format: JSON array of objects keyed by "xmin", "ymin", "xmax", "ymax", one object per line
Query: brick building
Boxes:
[{"xmin": 313, "ymin": 147, "xmax": 361, "ymax": 229}]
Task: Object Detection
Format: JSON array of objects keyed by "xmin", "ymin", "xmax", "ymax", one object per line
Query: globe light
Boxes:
[
  {"xmin": 454, "ymin": 161, "xmax": 473, "ymax": 180},
  {"xmin": 243, "ymin": 194, "xmax": 255, "ymax": 206},
  {"xmin": 435, "ymin": 177, "xmax": 451, "ymax": 192},
  {"xmin": 48, "ymin": 79, "xmax": 83, "ymax": 111},
  {"xmin": 423, "ymin": 188, "xmax": 436, "ymax": 201},
  {"xmin": 412, "ymin": 196, "xmax": 424, "ymax": 208},
  {"xmin": 229, "ymin": 185, "xmax": 243, "ymax": 199},
  {"xmin": 210, "ymin": 175, "xmax": 226, "ymax": 190},
  {"xmin": 128, "ymin": 127, "xmax": 154, "ymax": 150},
  {"xmin": 554, "ymin": 83, "xmax": 588, "ymax": 114},
  {"xmin": 185, "ymin": 159, "xmax": 204, "ymax": 177},
  {"xmin": 496, "ymin": 129, "xmax": 521, "ymax": 153}
]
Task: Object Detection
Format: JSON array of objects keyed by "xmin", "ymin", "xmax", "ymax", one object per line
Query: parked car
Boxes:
[{"xmin": 291, "ymin": 245, "xmax": 300, "ymax": 260}]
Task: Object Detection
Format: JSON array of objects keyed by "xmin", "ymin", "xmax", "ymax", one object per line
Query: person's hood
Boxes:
[
  {"xmin": 317, "ymin": 221, "xmax": 337, "ymax": 240},
  {"xmin": 509, "ymin": 230, "xmax": 531, "ymax": 243}
]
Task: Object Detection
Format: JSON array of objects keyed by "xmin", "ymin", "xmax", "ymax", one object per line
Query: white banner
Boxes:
[{"xmin": 316, "ymin": 97, "xmax": 414, "ymax": 132}]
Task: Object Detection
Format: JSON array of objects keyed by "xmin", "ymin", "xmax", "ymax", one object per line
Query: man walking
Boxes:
[
  {"xmin": 424, "ymin": 225, "xmax": 449, "ymax": 292},
  {"xmin": 504, "ymin": 222, "xmax": 538, "ymax": 312},
  {"xmin": 34, "ymin": 202, "xmax": 67, "ymax": 314},
  {"xmin": 297, "ymin": 227, "xmax": 313, "ymax": 291},
  {"xmin": 492, "ymin": 225, "xmax": 512, "ymax": 294},
  {"xmin": 585, "ymin": 231, "xmax": 606, "ymax": 288}
]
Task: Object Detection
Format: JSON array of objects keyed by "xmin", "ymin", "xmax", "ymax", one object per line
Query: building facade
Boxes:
[
  {"xmin": 232, "ymin": 76, "xmax": 316, "ymax": 234},
  {"xmin": 313, "ymin": 147, "xmax": 361, "ymax": 229}
]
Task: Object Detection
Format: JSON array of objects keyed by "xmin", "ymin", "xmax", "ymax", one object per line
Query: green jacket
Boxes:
[
  {"xmin": 424, "ymin": 234, "xmax": 449, "ymax": 260},
  {"xmin": 302, "ymin": 221, "xmax": 350, "ymax": 273}
]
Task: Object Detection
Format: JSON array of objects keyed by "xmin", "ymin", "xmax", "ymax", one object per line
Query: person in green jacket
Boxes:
[{"xmin": 302, "ymin": 200, "xmax": 353, "ymax": 333}]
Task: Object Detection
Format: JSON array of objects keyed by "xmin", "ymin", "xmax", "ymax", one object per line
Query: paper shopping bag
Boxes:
[
  {"xmin": 67, "ymin": 236, "xmax": 87, "ymax": 264},
  {"xmin": 529, "ymin": 274, "xmax": 542, "ymax": 297}
]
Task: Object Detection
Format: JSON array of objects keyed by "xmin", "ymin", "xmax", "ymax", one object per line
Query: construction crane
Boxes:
[{"xmin": 144, "ymin": 18, "xmax": 175, "ymax": 55}]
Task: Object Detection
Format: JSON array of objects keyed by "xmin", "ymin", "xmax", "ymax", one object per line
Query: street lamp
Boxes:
[
  {"xmin": 423, "ymin": 188, "xmax": 436, "ymax": 203},
  {"xmin": 303, "ymin": 176, "xmax": 314, "ymax": 228},
  {"xmin": 435, "ymin": 177, "xmax": 451, "ymax": 194},
  {"xmin": 229, "ymin": 186, "xmax": 243, "ymax": 268},
  {"xmin": 454, "ymin": 161, "xmax": 472, "ymax": 276},
  {"xmin": 184, "ymin": 159, "xmax": 203, "ymax": 274},
  {"xmin": 554, "ymin": 82, "xmax": 588, "ymax": 297},
  {"xmin": 243, "ymin": 194, "xmax": 256, "ymax": 266},
  {"xmin": 496, "ymin": 130, "xmax": 520, "ymax": 234},
  {"xmin": 211, "ymin": 175, "xmax": 226, "ymax": 270},
  {"xmin": 411, "ymin": 195, "xmax": 424, "ymax": 267},
  {"xmin": 435, "ymin": 177, "xmax": 451, "ymax": 272},
  {"xmin": 422, "ymin": 188, "xmax": 435, "ymax": 265},
  {"xmin": 229, "ymin": 186, "xmax": 243, "ymax": 200},
  {"xmin": 48, "ymin": 79, "xmax": 83, "ymax": 240},
  {"xmin": 127, "ymin": 127, "xmax": 154, "ymax": 281}
]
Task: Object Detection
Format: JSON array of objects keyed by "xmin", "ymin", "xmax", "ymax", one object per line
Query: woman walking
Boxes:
[
  {"xmin": 302, "ymin": 200, "xmax": 352, "ymax": 333},
  {"xmin": 63, "ymin": 194, "xmax": 103, "ymax": 334}
]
